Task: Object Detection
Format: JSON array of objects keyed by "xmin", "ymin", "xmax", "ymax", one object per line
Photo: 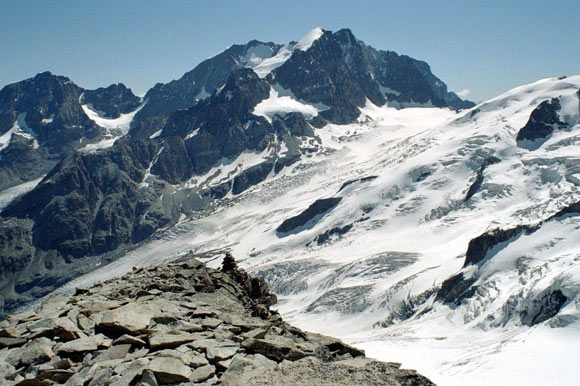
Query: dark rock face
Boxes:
[
  {"xmin": 436, "ymin": 225, "xmax": 533, "ymax": 306},
  {"xmin": 271, "ymin": 28, "xmax": 473, "ymax": 124},
  {"xmin": 464, "ymin": 156, "xmax": 501, "ymax": 202},
  {"xmin": 463, "ymin": 226, "xmax": 533, "ymax": 268},
  {"xmin": 161, "ymin": 69, "xmax": 274, "ymax": 175},
  {"xmin": 338, "ymin": 175, "xmax": 377, "ymax": 192},
  {"xmin": 129, "ymin": 41, "xmax": 283, "ymax": 139},
  {"xmin": 232, "ymin": 161, "xmax": 275, "ymax": 195},
  {"xmin": 0, "ymin": 72, "xmax": 140, "ymax": 191},
  {"xmin": 82, "ymin": 83, "xmax": 141, "ymax": 118},
  {"xmin": 3, "ymin": 139, "xmax": 162, "ymax": 256},
  {"xmin": 277, "ymin": 197, "xmax": 342, "ymax": 234},
  {"xmin": 516, "ymin": 98, "xmax": 566, "ymax": 144},
  {"xmin": 436, "ymin": 199, "xmax": 580, "ymax": 316},
  {"xmin": 0, "ymin": 72, "xmax": 99, "ymax": 190},
  {"xmin": 129, "ymin": 28, "xmax": 472, "ymax": 138},
  {"xmin": 315, "ymin": 224, "xmax": 353, "ymax": 245},
  {"xmin": 522, "ymin": 289, "xmax": 568, "ymax": 326},
  {"xmin": 0, "ymin": 256, "xmax": 434, "ymax": 385},
  {"xmin": 0, "ymin": 139, "xmax": 179, "ymax": 314},
  {"xmin": 435, "ymin": 272, "xmax": 476, "ymax": 305}
]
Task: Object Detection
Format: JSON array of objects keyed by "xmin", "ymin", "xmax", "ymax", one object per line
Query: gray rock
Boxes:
[
  {"xmin": 55, "ymin": 337, "xmax": 98, "ymax": 356},
  {"xmin": 221, "ymin": 353, "xmax": 277, "ymax": 380},
  {"xmin": 28, "ymin": 317, "xmax": 83, "ymax": 341},
  {"xmin": 7, "ymin": 338, "xmax": 54, "ymax": 367},
  {"xmin": 98, "ymin": 344, "xmax": 131, "ymax": 361},
  {"xmin": 189, "ymin": 365, "xmax": 215, "ymax": 383},
  {"xmin": 241, "ymin": 337, "xmax": 308, "ymax": 361},
  {"xmin": 98, "ymin": 303, "xmax": 156, "ymax": 334},
  {"xmin": 87, "ymin": 367, "xmax": 113, "ymax": 386},
  {"xmin": 0, "ymin": 337, "xmax": 27, "ymax": 348},
  {"xmin": 137, "ymin": 369, "xmax": 159, "ymax": 386},
  {"xmin": 147, "ymin": 357, "xmax": 192, "ymax": 384},
  {"xmin": 76, "ymin": 314, "xmax": 95, "ymax": 334},
  {"xmin": 152, "ymin": 349, "xmax": 209, "ymax": 368},
  {"xmin": 206, "ymin": 343, "xmax": 239, "ymax": 361},
  {"xmin": 112, "ymin": 334, "xmax": 146, "ymax": 347},
  {"xmin": 148, "ymin": 331, "xmax": 198, "ymax": 350}
]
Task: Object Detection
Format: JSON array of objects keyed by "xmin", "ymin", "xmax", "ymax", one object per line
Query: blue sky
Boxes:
[{"xmin": 1, "ymin": 0, "xmax": 579, "ymax": 102}]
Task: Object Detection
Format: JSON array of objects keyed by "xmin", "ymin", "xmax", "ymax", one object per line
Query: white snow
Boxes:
[
  {"xmin": 0, "ymin": 176, "xmax": 44, "ymax": 210},
  {"xmin": 139, "ymin": 146, "xmax": 164, "ymax": 188},
  {"xmin": 195, "ymin": 87, "xmax": 210, "ymax": 101},
  {"xmin": 253, "ymin": 87, "xmax": 321, "ymax": 122},
  {"xmin": 81, "ymin": 101, "xmax": 146, "ymax": 152},
  {"xmin": 293, "ymin": 27, "xmax": 324, "ymax": 51},
  {"xmin": 184, "ymin": 147, "xmax": 273, "ymax": 189},
  {"xmin": 44, "ymin": 76, "xmax": 580, "ymax": 385},
  {"xmin": 243, "ymin": 44, "xmax": 278, "ymax": 66},
  {"xmin": 149, "ymin": 129, "xmax": 163, "ymax": 139},
  {"xmin": 184, "ymin": 128, "xmax": 200, "ymax": 140},
  {"xmin": 251, "ymin": 28, "xmax": 324, "ymax": 78},
  {"xmin": 41, "ymin": 114, "xmax": 54, "ymax": 125},
  {"xmin": 0, "ymin": 113, "xmax": 39, "ymax": 151}
]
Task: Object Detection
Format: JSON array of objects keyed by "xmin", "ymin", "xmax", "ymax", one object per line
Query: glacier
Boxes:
[{"xmin": 43, "ymin": 75, "xmax": 580, "ymax": 385}]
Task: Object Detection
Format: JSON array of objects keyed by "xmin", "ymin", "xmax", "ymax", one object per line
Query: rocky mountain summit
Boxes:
[
  {"xmin": 0, "ymin": 255, "xmax": 433, "ymax": 385},
  {"xmin": 130, "ymin": 28, "xmax": 473, "ymax": 139},
  {"xmin": 0, "ymin": 72, "xmax": 141, "ymax": 191}
]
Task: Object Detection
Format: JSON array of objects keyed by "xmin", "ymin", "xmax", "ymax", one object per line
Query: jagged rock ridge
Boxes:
[
  {"xmin": 0, "ymin": 72, "xmax": 141, "ymax": 191},
  {"xmin": 0, "ymin": 255, "xmax": 433, "ymax": 385}
]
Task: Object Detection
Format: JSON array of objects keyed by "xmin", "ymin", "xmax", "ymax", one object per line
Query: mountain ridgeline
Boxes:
[
  {"xmin": 0, "ymin": 28, "xmax": 474, "ymax": 315},
  {"xmin": 0, "ymin": 72, "xmax": 141, "ymax": 192}
]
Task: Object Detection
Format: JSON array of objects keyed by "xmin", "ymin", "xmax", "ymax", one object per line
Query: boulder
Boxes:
[
  {"xmin": 112, "ymin": 334, "xmax": 146, "ymax": 347},
  {"xmin": 147, "ymin": 357, "xmax": 192, "ymax": 384},
  {"xmin": 0, "ymin": 337, "xmax": 27, "ymax": 348},
  {"xmin": 189, "ymin": 365, "xmax": 215, "ymax": 383},
  {"xmin": 148, "ymin": 331, "xmax": 198, "ymax": 350},
  {"xmin": 241, "ymin": 337, "xmax": 308, "ymax": 361},
  {"xmin": 97, "ymin": 303, "xmax": 156, "ymax": 334},
  {"xmin": 55, "ymin": 337, "xmax": 98, "ymax": 356}
]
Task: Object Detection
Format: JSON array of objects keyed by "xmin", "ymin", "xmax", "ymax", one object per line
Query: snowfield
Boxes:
[
  {"xmin": 50, "ymin": 76, "xmax": 580, "ymax": 385},
  {"xmin": 81, "ymin": 101, "xmax": 146, "ymax": 152}
]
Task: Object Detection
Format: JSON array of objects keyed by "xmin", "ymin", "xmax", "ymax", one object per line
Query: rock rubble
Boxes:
[{"xmin": 0, "ymin": 254, "xmax": 434, "ymax": 385}]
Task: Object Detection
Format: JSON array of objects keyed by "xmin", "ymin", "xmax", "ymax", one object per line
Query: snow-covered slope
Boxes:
[
  {"xmin": 251, "ymin": 27, "xmax": 324, "ymax": 78},
  {"xmin": 48, "ymin": 76, "xmax": 580, "ymax": 385},
  {"xmin": 81, "ymin": 101, "xmax": 146, "ymax": 152}
]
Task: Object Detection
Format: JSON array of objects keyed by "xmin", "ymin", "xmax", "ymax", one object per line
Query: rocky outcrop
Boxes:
[
  {"xmin": 516, "ymin": 98, "xmax": 566, "ymax": 145},
  {"xmin": 0, "ymin": 72, "xmax": 140, "ymax": 191},
  {"xmin": 129, "ymin": 28, "xmax": 473, "ymax": 138},
  {"xmin": 464, "ymin": 156, "xmax": 500, "ymax": 202},
  {"xmin": 0, "ymin": 139, "xmax": 176, "ymax": 315},
  {"xmin": 129, "ymin": 41, "xmax": 283, "ymax": 139},
  {"xmin": 81, "ymin": 83, "xmax": 141, "ymax": 119},
  {"xmin": 277, "ymin": 197, "xmax": 342, "ymax": 234},
  {"xmin": 160, "ymin": 69, "xmax": 274, "ymax": 175},
  {"xmin": 270, "ymin": 28, "xmax": 473, "ymax": 124},
  {"xmin": 0, "ymin": 255, "xmax": 434, "ymax": 385},
  {"xmin": 436, "ymin": 199, "xmax": 580, "ymax": 309}
]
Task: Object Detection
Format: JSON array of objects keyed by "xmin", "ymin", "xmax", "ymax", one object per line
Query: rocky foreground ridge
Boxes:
[{"xmin": 0, "ymin": 255, "xmax": 433, "ymax": 385}]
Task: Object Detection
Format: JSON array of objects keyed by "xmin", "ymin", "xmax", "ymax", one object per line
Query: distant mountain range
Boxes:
[
  {"xmin": 2, "ymin": 27, "xmax": 578, "ymax": 384},
  {"xmin": 0, "ymin": 28, "xmax": 473, "ymax": 314}
]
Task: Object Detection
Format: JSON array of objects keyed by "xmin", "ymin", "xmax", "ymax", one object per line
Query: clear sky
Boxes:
[{"xmin": 1, "ymin": 0, "xmax": 579, "ymax": 102}]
